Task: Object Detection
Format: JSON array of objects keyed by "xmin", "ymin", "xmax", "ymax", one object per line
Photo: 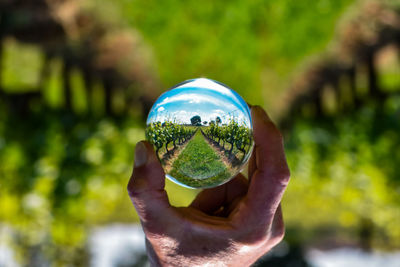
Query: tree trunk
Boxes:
[
  {"xmin": 348, "ymin": 66, "xmax": 360, "ymax": 109},
  {"xmin": 332, "ymin": 80, "xmax": 340, "ymax": 112},
  {"xmin": 103, "ymin": 77, "xmax": 113, "ymax": 115},
  {"xmin": 229, "ymin": 143, "xmax": 234, "ymax": 155},
  {"xmin": 82, "ymin": 66, "xmax": 93, "ymax": 114},
  {"xmin": 165, "ymin": 142, "xmax": 169, "ymax": 153},
  {"xmin": 156, "ymin": 147, "xmax": 160, "ymax": 160},
  {"xmin": 0, "ymin": 37, "xmax": 3, "ymax": 92},
  {"xmin": 239, "ymin": 147, "xmax": 246, "ymax": 160},
  {"xmin": 0, "ymin": 9, "xmax": 6, "ymax": 92},
  {"xmin": 366, "ymin": 52, "xmax": 379, "ymax": 97},
  {"xmin": 63, "ymin": 61, "xmax": 72, "ymax": 110},
  {"xmin": 315, "ymin": 88, "xmax": 323, "ymax": 117},
  {"xmin": 359, "ymin": 218, "xmax": 373, "ymax": 252}
]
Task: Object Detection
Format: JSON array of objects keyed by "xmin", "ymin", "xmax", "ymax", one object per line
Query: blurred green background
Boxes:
[{"xmin": 0, "ymin": 0, "xmax": 399, "ymax": 266}]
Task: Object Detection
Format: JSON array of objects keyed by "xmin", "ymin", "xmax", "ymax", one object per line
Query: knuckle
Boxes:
[
  {"xmin": 271, "ymin": 164, "xmax": 290, "ymax": 187},
  {"xmin": 127, "ymin": 184, "xmax": 140, "ymax": 199},
  {"xmin": 276, "ymin": 225, "xmax": 285, "ymax": 240},
  {"xmin": 127, "ymin": 186, "xmax": 145, "ymax": 203},
  {"xmin": 277, "ymin": 168, "xmax": 291, "ymax": 185},
  {"xmin": 235, "ymin": 225, "xmax": 285, "ymax": 249},
  {"xmin": 233, "ymin": 225, "xmax": 270, "ymax": 246},
  {"xmin": 127, "ymin": 189, "xmax": 142, "ymax": 207},
  {"xmin": 127, "ymin": 173, "xmax": 147, "ymax": 200},
  {"xmin": 127, "ymin": 175, "xmax": 135, "ymax": 193},
  {"xmin": 269, "ymin": 228, "xmax": 285, "ymax": 247}
]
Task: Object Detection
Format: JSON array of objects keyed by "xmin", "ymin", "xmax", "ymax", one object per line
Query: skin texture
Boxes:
[{"xmin": 127, "ymin": 106, "xmax": 290, "ymax": 267}]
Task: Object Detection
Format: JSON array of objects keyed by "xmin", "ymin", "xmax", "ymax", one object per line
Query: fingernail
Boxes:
[{"xmin": 134, "ymin": 142, "xmax": 147, "ymax": 168}]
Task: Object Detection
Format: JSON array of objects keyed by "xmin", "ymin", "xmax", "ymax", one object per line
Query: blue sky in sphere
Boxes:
[{"xmin": 147, "ymin": 78, "xmax": 252, "ymax": 127}]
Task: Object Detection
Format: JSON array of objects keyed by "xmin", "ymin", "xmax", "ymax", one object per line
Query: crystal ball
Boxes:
[{"xmin": 145, "ymin": 78, "xmax": 254, "ymax": 189}]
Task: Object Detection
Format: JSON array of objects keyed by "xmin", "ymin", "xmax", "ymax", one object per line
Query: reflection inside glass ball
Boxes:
[{"xmin": 145, "ymin": 78, "xmax": 254, "ymax": 189}]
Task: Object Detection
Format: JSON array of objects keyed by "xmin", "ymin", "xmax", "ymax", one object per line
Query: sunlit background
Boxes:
[{"xmin": 1, "ymin": 0, "xmax": 400, "ymax": 266}]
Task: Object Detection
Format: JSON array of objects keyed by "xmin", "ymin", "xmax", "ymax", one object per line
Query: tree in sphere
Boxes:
[{"xmin": 191, "ymin": 115, "xmax": 202, "ymax": 126}]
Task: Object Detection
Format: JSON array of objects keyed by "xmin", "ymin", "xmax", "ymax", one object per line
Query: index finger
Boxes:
[{"xmin": 242, "ymin": 106, "xmax": 290, "ymax": 223}]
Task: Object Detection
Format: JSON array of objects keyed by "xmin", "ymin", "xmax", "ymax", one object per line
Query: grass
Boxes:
[{"xmin": 169, "ymin": 130, "xmax": 231, "ymax": 188}]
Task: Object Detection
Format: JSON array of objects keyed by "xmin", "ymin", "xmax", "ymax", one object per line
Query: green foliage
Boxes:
[
  {"xmin": 42, "ymin": 58, "xmax": 64, "ymax": 108},
  {"xmin": 3, "ymin": 0, "xmax": 400, "ymax": 265},
  {"xmin": 190, "ymin": 115, "xmax": 202, "ymax": 126},
  {"xmin": 1, "ymin": 40, "xmax": 44, "ymax": 91},
  {"xmin": 284, "ymin": 98, "xmax": 400, "ymax": 248},
  {"xmin": 0, "ymin": 106, "xmax": 199, "ymax": 264},
  {"xmin": 115, "ymin": 0, "xmax": 355, "ymax": 107},
  {"xmin": 204, "ymin": 119, "xmax": 253, "ymax": 159},
  {"xmin": 146, "ymin": 121, "xmax": 196, "ymax": 158}
]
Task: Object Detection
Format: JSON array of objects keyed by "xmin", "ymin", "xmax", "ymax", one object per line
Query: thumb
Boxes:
[{"xmin": 127, "ymin": 141, "xmax": 173, "ymax": 226}]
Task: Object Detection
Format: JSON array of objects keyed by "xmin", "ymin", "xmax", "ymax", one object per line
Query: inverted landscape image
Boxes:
[{"xmin": 145, "ymin": 78, "xmax": 253, "ymax": 188}]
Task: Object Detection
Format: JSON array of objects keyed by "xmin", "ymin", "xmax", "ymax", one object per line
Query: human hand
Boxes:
[{"xmin": 127, "ymin": 106, "xmax": 290, "ymax": 267}]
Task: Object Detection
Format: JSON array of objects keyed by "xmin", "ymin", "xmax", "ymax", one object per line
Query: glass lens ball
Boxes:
[{"xmin": 145, "ymin": 78, "xmax": 254, "ymax": 189}]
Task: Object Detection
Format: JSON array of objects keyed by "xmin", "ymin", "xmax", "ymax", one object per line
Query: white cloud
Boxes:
[
  {"xmin": 147, "ymin": 79, "xmax": 252, "ymax": 127},
  {"xmin": 154, "ymin": 93, "xmax": 236, "ymax": 111}
]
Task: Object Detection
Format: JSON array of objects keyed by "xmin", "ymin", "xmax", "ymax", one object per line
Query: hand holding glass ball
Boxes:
[
  {"xmin": 127, "ymin": 87, "xmax": 291, "ymax": 266},
  {"xmin": 145, "ymin": 78, "xmax": 254, "ymax": 188}
]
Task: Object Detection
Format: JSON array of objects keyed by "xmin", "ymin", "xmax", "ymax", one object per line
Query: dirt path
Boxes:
[
  {"xmin": 161, "ymin": 131, "xmax": 197, "ymax": 173},
  {"xmin": 168, "ymin": 130, "xmax": 231, "ymax": 187}
]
